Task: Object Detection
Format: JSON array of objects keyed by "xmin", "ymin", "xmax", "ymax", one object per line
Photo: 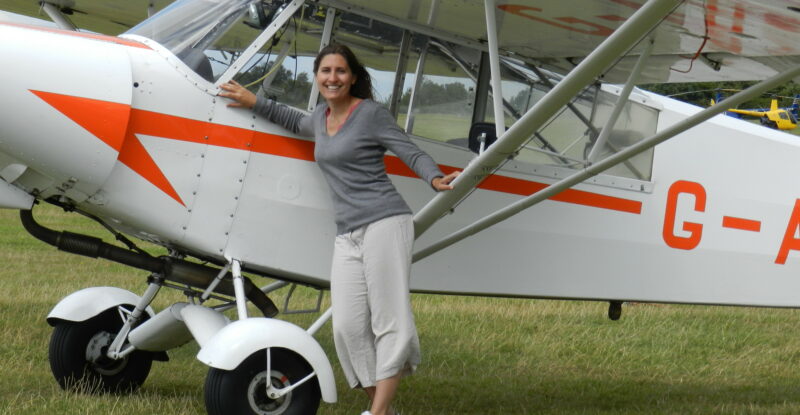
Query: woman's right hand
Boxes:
[{"xmin": 218, "ymin": 80, "xmax": 257, "ymax": 109}]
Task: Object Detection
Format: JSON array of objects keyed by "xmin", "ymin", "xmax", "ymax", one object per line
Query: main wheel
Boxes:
[
  {"xmin": 205, "ymin": 348, "xmax": 321, "ymax": 415},
  {"xmin": 49, "ymin": 308, "xmax": 153, "ymax": 394}
]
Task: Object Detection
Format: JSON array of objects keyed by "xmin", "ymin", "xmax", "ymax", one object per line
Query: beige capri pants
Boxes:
[{"xmin": 330, "ymin": 214, "xmax": 421, "ymax": 389}]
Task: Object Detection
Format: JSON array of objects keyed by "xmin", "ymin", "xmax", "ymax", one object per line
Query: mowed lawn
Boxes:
[{"xmin": 3, "ymin": 205, "xmax": 800, "ymax": 414}]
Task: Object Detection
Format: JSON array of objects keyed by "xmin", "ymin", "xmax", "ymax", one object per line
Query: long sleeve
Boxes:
[
  {"xmin": 373, "ymin": 106, "xmax": 444, "ymax": 187},
  {"xmin": 314, "ymin": 100, "xmax": 445, "ymax": 234},
  {"xmin": 253, "ymin": 96, "xmax": 314, "ymax": 137}
]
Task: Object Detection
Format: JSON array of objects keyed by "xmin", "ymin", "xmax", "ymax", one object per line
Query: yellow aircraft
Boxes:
[{"xmin": 726, "ymin": 98, "xmax": 798, "ymax": 130}]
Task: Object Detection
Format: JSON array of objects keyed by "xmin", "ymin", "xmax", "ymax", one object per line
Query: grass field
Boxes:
[{"xmin": 4, "ymin": 206, "xmax": 800, "ymax": 414}]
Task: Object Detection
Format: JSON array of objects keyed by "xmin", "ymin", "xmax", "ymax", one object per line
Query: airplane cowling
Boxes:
[{"xmin": 0, "ymin": 23, "xmax": 135, "ymax": 202}]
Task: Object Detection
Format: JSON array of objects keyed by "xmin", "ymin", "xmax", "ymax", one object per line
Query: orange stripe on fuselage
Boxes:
[
  {"xmin": 0, "ymin": 21, "xmax": 150, "ymax": 49},
  {"xmin": 30, "ymin": 90, "xmax": 130, "ymax": 152},
  {"xmin": 129, "ymin": 110, "xmax": 643, "ymax": 214},
  {"xmin": 383, "ymin": 157, "xmax": 642, "ymax": 214}
]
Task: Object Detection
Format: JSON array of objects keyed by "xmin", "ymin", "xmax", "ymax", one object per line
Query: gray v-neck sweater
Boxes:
[{"xmin": 254, "ymin": 97, "xmax": 444, "ymax": 234}]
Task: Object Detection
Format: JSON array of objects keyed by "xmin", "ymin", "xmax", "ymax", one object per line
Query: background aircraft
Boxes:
[
  {"xmin": 711, "ymin": 92, "xmax": 800, "ymax": 130},
  {"xmin": 727, "ymin": 97, "xmax": 799, "ymax": 129},
  {"xmin": 2, "ymin": 0, "xmax": 800, "ymax": 414}
]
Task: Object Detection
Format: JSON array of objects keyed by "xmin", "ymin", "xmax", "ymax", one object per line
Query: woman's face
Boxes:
[{"xmin": 315, "ymin": 53, "xmax": 355, "ymax": 104}]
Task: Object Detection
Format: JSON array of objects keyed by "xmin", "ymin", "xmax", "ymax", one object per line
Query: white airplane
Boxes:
[{"xmin": 2, "ymin": 0, "xmax": 800, "ymax": 413}]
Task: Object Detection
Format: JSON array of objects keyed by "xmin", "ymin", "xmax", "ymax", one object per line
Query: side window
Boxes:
[
  {"xmin": 497, "ymin": 63, "xmax": 656, "ymax": 181},
  {"xmin": 330, "ymin": 14, "xmax": 409, "ymax": 106},
  {"xmin": 589, "ymin": 90, "xmax": 657, "ymax": 180},
  {"xmin": 401, "ymin": 48, "xmax": 476, "ymax": 145},
  {"xmin": 231, "ymin": 4, "xmax": 322, "ymax": 110},
  {"xmin": 197, "ymin": 13, "xmax": 264, "ymax": 82}
]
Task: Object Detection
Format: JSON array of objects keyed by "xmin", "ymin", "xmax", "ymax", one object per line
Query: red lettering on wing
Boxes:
[
  {"xmin": 498, "ymin": 5, "xmax": 614, "ymax": 36},
  {"xmin": 764, "ymin": 12, "xmax": 800, "ymax": 33},
  {"xmin": 705, "ymin": 0, "xmax": 744, "ymax": 53}
]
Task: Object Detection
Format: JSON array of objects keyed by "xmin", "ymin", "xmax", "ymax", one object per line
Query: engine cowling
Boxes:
[{"xmin": 0, "ymin": 22, "xmax": 139, "ymax": 202}]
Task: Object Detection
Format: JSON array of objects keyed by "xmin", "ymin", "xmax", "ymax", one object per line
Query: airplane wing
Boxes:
[
  {"xmin": 5, "ymin": 0, "xmax": 798, "ymax": 83},
  {"xmin": 317, "ymin": 0, "xmax": 800, "ymax": 84},
  {"xmin": 1, "ymin": 0, "xmax": 172, "ymax": 34}
]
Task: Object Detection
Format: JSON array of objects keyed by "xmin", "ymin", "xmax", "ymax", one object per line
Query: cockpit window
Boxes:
[{"xmin": 126, "ymin": 0, "xmax": 263, "ymax": 82}]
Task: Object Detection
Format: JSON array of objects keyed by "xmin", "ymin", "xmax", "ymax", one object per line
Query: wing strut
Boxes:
[
  {"xmin": 413, "ymin": 64, "xmax": 800, "ymax": 263},
  {"xmin": 413, "ymin": 0, "xmax": 683, "ymax": 238},
  {"xmin": 41, "ymin": 2, "xmax": 77, "ymax": 31}
]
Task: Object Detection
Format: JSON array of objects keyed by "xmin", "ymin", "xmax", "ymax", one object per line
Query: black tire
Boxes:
[
  {"xmin": 205, "ymin": 348, "xmax": 321, "ymax": 415},
  {"xmin": 49, "ymin": 308, "xmax": 153, "ymax": 394}
]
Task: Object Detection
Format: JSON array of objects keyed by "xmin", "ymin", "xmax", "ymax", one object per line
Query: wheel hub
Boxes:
[
  {"xmin": 85, "ymin": 331, "xmax": 127, "ymax": 376},
  {"xmin": 247, "ymin": 370, "xmax": 292, "ymax": 415}
]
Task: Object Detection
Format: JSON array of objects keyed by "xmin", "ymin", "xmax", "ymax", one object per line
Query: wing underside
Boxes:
[
  {"xmin": 317, "ymin": 0, "xmax": 800, "ymax": 83},
  {"xmin": 4, "ymin": 0, "xmax": 799, "ymax": 83}
]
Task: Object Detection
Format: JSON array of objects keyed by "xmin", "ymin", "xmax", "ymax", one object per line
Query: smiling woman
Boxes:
[{"xmin": 219, "ymin": 41, "xmax": 459, "ymax": 415}]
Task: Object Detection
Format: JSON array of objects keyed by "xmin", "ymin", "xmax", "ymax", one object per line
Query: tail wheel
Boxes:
[
  {"xmin": 205, "ymin": 348, "xmax": 321, "ymax": 415},
  {"xmin": 48, "ymin": 308, "xmax": 153, "ymax": 394}
]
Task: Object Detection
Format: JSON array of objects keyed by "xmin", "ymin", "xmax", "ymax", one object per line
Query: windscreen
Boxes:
[{"xmin": 125, "ymin": 0, "xmax": 256, "ymax": 81}]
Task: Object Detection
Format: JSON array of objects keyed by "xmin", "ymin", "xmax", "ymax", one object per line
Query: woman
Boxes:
[{"xmin": 220, "ymin": 43, "xmax": 459, "ymax": 415}]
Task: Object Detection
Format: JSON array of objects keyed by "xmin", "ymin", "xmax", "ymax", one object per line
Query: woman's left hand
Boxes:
[{"xmin": 432, "ymin": 171, "xmax": 460, "ymax": 191}]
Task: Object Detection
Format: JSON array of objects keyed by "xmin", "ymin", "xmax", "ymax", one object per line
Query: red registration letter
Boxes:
[
  {"xmin": 776, "ymin": 199, "xmax": 800, "ymax": 264},
  {"xmin": 663, "ymin": 180, "xmax": 706, "ymax": 250}
]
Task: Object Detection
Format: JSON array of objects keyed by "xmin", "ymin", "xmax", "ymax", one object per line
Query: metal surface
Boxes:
[
  {"xmin": 128, "ymin": 302, "xmax": 193, "ymax": 351},
  {"xmin": 231, "ymin": 259, "xmax": 248, "ymax": 320},
  {"xmin": 180, "ymin": 304, "xmax": 230, "ymax": 347},
  {"xmin": 40, "ymin": 3, "xmax": 77, "ymax": 31},
  {"xmin": 307, "ymin": 307, "xmax": 333, "ymax": 336},
  {"xmin": 107, "ymin": 281, "xmax": 161, "ymax": 359}
]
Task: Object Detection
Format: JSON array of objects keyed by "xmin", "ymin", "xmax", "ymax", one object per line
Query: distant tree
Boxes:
[
  {"xmin": 397, "ymin": 79, "xmax": 471, "ymax": 113},
  {"xmin": 509, "ymin": 88, "xmax": 535, "ymax": 114}
]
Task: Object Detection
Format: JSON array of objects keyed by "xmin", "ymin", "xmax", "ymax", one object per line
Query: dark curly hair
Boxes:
[{"xmin": 313, "ymin": 43, "xmax": 374, "ymax": 101}]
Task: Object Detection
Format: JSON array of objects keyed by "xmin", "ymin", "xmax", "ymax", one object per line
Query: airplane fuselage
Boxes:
[{"xmin": 2, "ymin": 18, "xmax": 800, "ymax": 309}]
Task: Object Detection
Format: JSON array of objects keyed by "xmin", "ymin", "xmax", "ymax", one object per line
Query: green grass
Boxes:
[{"xmin": 5, "ymin": 205, "xmax": 800, "ymax": 415}]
